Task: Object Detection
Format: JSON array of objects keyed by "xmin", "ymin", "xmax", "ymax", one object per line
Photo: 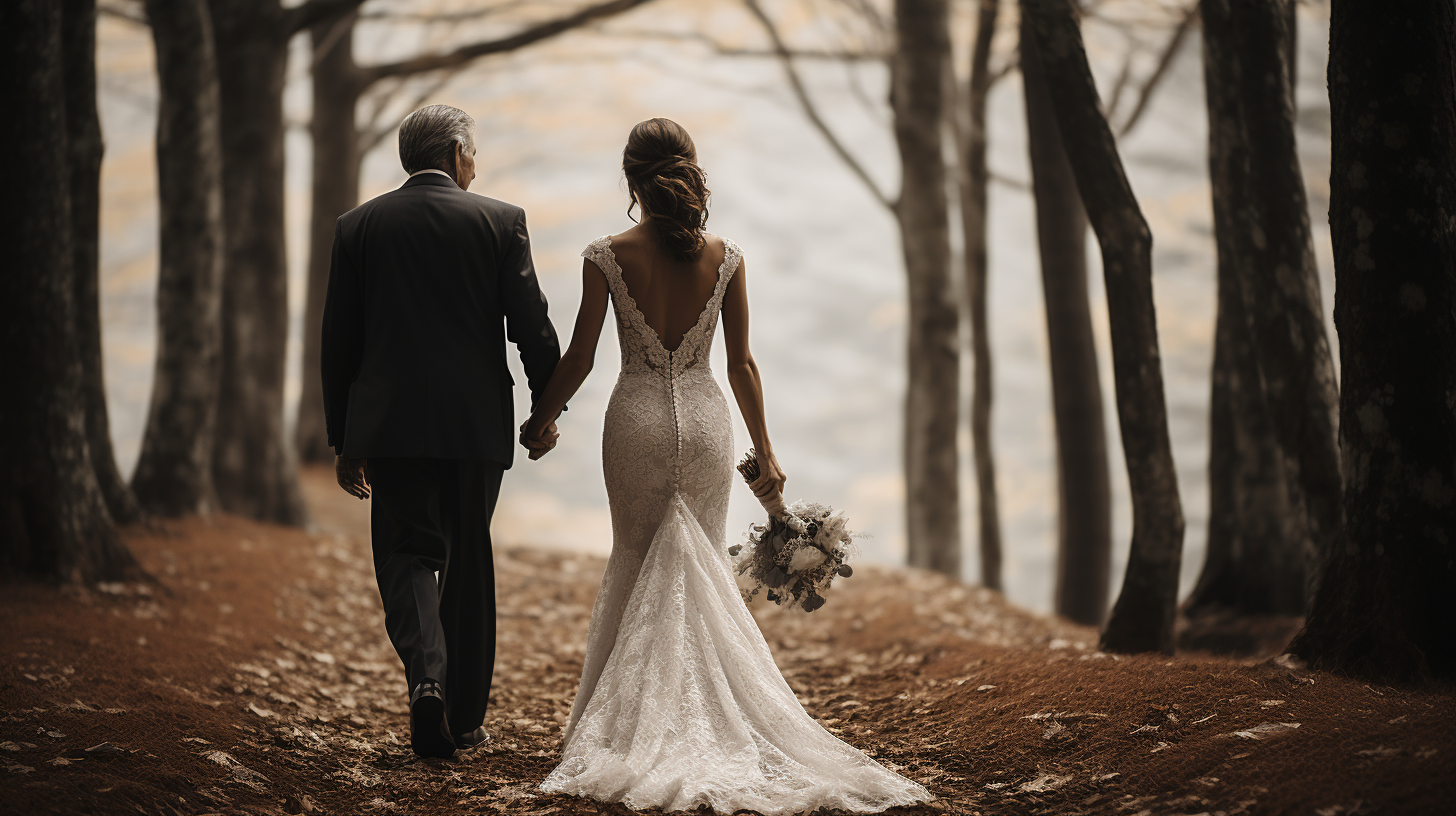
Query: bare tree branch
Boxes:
[
  {"xmin": 742, "ymin": 0, "xmax": 895, "ymax": 211},
  {"xmin": 829, "ymin": 0, "xmax": 887, "ymax": 35},
  {"xmin": 360, "ymin": 0, "xmax": 657, "ymax": 83},
  {"xmin": 286, "ymin": 0, "xmax": 369, "ymax": 36},
  {"xmin": 357, "ymin": 68, "xmax": 467, "ymax": 155},
  {"xmin": 360, "ymin": 76, "xmax": 413, "ymax": 136},
  {"xmin": 988, "ymin": 50, "xmax": 1019, "ymax": 86},
  {"xmin": 1104, "ymin": 42, "xmax": 1136, "ymax": 118},
  {"xmin": 311, "ymin": 9, "xmax": 359, "ymax": 70},
  {"xmin": 843, "ymin": 56, "xmax": 889, "ymax": 128},
  {"xmin": 360, "ymin": 0, "xmax": 531, "ymax": 23},
  {"xmin": 1116, "ymin": 4, "xmax": 1199, "ymax": 137},
  {"xmin": 99, "ymin": 0, "xmax": 147, "ymax": 25},
  {"xmin": 617, "ymin": 27, "xmax": 885, "ymax": 60},
  {"xmin": 990, "ymin": 170, "xmax": 1029, "ymax": 190}
]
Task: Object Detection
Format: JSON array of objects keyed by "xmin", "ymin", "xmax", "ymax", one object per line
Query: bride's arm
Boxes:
[
  {"xmin": 721, "ymin": 257, "xmax": 788, "ymax": 500},
  {"xmin": 521, "ymin": 259, "xmax": 610, "ymax": 455}
]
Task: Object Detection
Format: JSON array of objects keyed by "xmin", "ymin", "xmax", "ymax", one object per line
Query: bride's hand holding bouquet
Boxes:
[
  {"xmin": 744, "ymin": 447, "xmax": 787, "ymax": 510},
  {"xmin": 732, "ymin": 449, "xmax": 856, "ymax": 612}
]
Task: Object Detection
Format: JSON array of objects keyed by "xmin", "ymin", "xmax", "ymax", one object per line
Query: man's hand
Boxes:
[
  {"xmin": 336, "ymin": 456, "xmax": 370, "ymax": 500},
  {"xmin": 519, "ymin": 419, "xmax": 559, "ymax": 461}
]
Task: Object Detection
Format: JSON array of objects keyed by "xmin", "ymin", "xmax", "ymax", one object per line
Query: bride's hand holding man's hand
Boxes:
[
  {"xmin": 520, "ymin": 416, "xmax": 560, "ymax": 461},
  {"xmin": 749, "ymin": 449, "xmax": 787, "ymax": 501}
]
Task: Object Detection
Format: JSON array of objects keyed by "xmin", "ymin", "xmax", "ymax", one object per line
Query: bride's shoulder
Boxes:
[
  {"xmin": 701, "ymin": 233, "xmax": 742, "ymax": 259},
  {"xmin": 581, "ymin": 234, "xmax": 614, "ymax": 262},
  {"xmin": 586, "ymin": 228, "xmax": 644, "ymax": 256}
]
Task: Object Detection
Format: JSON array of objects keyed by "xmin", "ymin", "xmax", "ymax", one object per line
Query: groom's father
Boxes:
[{"xmin": 321, "ymin": 104, "xmax": 561, "ymax": 758}]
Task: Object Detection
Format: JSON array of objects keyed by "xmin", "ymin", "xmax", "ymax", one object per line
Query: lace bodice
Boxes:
[
  {"xmin": 540, "ymin": 236, "xmax": 930, "ymax": 814},
  {"xmin": 586, "ymin": 234, "xmax": 741, "ymax": 378}
]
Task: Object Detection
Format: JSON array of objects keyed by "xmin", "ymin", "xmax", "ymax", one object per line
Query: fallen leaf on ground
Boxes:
[
  {"xmin": 1222, "ymin": 722, "xmax": 1302, "ymax": 740},
  {"xmin": 203, "ymin": 750, "xmax": 269, "ymax": 791},
  {"xmin": 1019, "ymin": 772, "xmax": 1073, "ymax": 793}
]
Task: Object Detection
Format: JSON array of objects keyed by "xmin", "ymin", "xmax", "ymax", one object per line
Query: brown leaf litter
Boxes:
[{"xmin": 1, "ymin": 466, "xmax": 1453, "ymax": 815}]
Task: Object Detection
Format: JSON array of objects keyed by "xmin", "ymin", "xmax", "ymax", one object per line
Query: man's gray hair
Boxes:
[{"xmin": 398, "ymin": 104, "xmax": 476, "ymax": 175}]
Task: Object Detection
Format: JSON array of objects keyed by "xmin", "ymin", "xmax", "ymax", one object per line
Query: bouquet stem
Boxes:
[{"xmin": 737, "ymin": 449, "xmax": 788, "ymax": 518}]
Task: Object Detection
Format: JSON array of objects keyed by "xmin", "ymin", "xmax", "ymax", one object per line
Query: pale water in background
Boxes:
[{"xmin": 93, "ymin": 0, "xmax": 1335, "ymax": 617}]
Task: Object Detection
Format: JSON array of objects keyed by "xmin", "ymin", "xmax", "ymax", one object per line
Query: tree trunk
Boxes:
[
  {"xmin": 1183, "ymin": 255, "xmax": 1301, "ymax": 620},
  {"xmin": 893, "ymin": 0, "xmax": 960, "ymax": 577},
  {"xmin": 1204, "ymin": 0, "xmax": 1342, "ymax": 605},
  {"xmin": 1182, "ymin": 0, "xmax": 1312, "ymax": 639},
  {"xmin": 207, "ymin": 0, "xmax": 307, "ymax": 525},
  {"xmin": 1180, "ymin": 274, "xmax": 1305, "ymax": 655},
  {"xmin": 958, "ymin": 0, "xmax": 1003, "ymax": 591},
  {"xmin": 62, "ymin": 0, "xmax": 142, "ymax": 525},
  {"xmin": 131, "ymin": 0, "xmax": 227, "ymax": 517},
  {"xmin": 1020, "ymin": 10, "xmax": 1111, "ymax": 627},
  {"xmin": 1288, "ymin": 0, "xmax": 1456, "ymax": 682},
  {"xmin": 1022, "ymin": 0, "xmax": 1184, "ymax": 654},
  {"xmin": 297, "ymin": 12, "xmax": 363, "ymax": 464},
  {"xmin": 0, "ymin": 0, "xmax": 135, "ymax": 583}
]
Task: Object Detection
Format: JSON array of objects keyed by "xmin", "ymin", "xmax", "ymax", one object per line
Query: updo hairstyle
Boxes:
[{"xmin": 623, "ymin": 118, "xmax": 710, "ymax": 262}]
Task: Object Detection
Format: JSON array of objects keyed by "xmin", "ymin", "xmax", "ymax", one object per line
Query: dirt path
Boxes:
[{"xmin": 2, "ymin": 467, "xmax": 1453, "ymax": 815}]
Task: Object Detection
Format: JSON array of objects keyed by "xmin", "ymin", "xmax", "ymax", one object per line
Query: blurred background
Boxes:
[{"xmin": 93, "ymin": 0, "xmax": 1334, "ymax": 616}]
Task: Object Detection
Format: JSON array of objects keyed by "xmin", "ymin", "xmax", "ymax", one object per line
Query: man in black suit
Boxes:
[{"xmin": 321, "ymin": 104, "xmax": 561, "ymax": 758}]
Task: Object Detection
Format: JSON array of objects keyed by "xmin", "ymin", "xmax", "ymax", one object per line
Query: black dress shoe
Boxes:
[
  {"xmin": 454, "ymin": 726, "xmax": 490, "ymax": 751},
  {"xmin": 409, "ymin": 679, "xmax": 454, "ymax": 758}
]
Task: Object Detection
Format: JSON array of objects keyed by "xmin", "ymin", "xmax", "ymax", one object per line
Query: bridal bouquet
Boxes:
[{"xmin": 729, "ymin": 450, "xmax": 855, "ymax": 612}]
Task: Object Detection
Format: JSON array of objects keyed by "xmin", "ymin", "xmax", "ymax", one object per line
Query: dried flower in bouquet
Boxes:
[{"xmin": 730, "ymin": 450, "xmax": 855, "ymax": 612}]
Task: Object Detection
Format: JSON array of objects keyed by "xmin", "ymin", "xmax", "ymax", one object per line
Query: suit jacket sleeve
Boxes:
[
  {"xmin": 499, "ymin": 208, "xmax": 562, "ymax": 409},
  {"xmin": 321, "ymin": 219, "xmax": 364, "ymax": 455}
]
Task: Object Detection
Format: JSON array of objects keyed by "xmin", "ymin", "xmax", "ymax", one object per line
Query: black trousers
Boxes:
[{"xmin": 366, "ymin": 457, "xmax": 503, "ymax": 737}]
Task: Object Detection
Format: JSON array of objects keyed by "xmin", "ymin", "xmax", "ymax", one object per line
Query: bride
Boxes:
[{"xmin": 518, "ymin": 118, "xmax": 931, "ymax": 815}]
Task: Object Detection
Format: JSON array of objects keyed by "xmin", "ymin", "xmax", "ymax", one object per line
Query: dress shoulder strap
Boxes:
[
  {"xmin": 583, "ymin": 236, "xmax": 629, "ymax": 300},
  {"xmin": 710, "ymin": 238, "xmax": 743, "ymax": 311},
  {"xmin": 581, "ymin": 235, "xmax": 614, "ymax": 277}
]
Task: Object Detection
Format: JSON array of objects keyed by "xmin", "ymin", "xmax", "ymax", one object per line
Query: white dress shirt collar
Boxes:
[{"xmin": 410, "ymin": 168, "xmax": 453, "ymax": 180}]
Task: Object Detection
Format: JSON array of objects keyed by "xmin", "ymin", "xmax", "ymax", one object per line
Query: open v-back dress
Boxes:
[{"xmin": 538, "ymin": 236, "xmax": 931, "ymax": 814}]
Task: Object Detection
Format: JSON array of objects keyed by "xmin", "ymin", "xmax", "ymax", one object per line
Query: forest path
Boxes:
[{"xmin": 2, "ymin": 467, "xmax": 1453, "ymax": 815}]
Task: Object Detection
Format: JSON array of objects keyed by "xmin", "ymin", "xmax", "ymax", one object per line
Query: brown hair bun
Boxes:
[{"xmin": 623, "ymin": 118, "xmax": 710, "ymax": 262}]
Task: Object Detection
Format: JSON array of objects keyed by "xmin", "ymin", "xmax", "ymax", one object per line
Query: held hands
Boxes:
[
  {"xmin": 749, "ymin": 449, "xmax": 787, "ymax": 502},
  {"xmin": 519, "ymin": 417, "xmax": 560, "ymax": 461},
  {"xmin": 335, "ymin": 456, "xmax": 370, "ymax": 500}
]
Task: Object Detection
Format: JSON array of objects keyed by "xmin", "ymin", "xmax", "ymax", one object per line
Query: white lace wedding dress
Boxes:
[{"xmin": 538, "ymin": 236, "xmax": 931, "ymax": 814}]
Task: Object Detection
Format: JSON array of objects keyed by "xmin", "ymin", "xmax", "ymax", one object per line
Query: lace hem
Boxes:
[{"xmin": 539, "ymin": 494, "xmax": 932, "ymax": 815}]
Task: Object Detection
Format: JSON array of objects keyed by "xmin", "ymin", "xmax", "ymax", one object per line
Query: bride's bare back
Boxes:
[{"xmin": 605, "ymin": 225, "xmax": 727, "ymax": 353}]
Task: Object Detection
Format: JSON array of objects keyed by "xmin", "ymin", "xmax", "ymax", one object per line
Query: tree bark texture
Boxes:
[
  {"xmin": 1022, "ymin": 0, "xmax": 1184, "ymax": 654},
  {"xmin": 207, "ymin": 0, "xmax": 307, "ymax": 525},
  {"xmin": 0, "ymin": 0, "xmax": 135, "ymax": 583},
  {"xmin": 1185, "ymin": 256, "xmax": 1303, "ymax": 620},
  {"xmin": 1020, "ymin": 10, "xmax": 1111, "ymax": 627},
  {"xmin": 132, "ymin": 0, "xmax": 227, "ymax": 517},
  {"xmin": 960, "ymin": 0, "xmax": 1003, "ymax": 590},
  {"xmin": 296, "ymin": 12, "xmax": 364, "ymax": 464},
  {"xmin": 1202, "ymin": 0, "xmax": 1342, "ymax": 604},
  {"xmin": 63, "ymin": 0, "xmax": 142, "ymax": 525},
  {"xmin": 1183, "ymin": 0, "xmax": 1316, "ymax": 630},
  {"xmin": 893, "ymin": 0, "xmax": 961, "ymax": 577},
  {"xmin": 1289, "ymin": 0, "xmax": 1456, "ymax": 681}
]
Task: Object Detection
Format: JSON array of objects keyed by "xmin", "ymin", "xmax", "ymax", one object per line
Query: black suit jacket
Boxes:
[{"xmin": 320, "ymin": 172, "xmax": 561, "ymax": 467}]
